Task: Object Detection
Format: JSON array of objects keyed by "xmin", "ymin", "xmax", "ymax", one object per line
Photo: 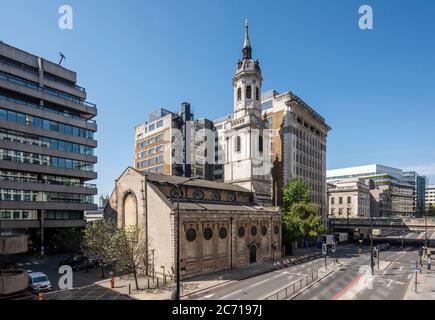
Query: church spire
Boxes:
[{"xmin": 242, "ymin": 18, "xmax": 252, "ymax": 60}]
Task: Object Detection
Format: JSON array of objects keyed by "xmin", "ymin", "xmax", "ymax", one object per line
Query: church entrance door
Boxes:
[{"xmin": 249, "ymin": 245, "xmax": 257, "ymax": 264}]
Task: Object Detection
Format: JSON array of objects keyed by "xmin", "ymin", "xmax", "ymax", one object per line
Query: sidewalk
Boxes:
[
  {"xmin": 97, "ymin": 247, "xmax": 322, "ymax": 300},
  {"xmin": 404, "ymin": 269, "xmax": 435, "ymax": 300}
]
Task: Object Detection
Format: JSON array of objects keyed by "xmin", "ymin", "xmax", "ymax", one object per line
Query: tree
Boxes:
[
  {"xmin": 282, "ymin": 178, "xmax": 325, "ymax": 251},
  {"xmin": 82, "ymin": 219, "xmax": 116, "ymax": 278},
  {"xmin": 283, "ymin": 177, "xmax": 311, "ymax": 208},
  {"xmin": 110, "ymin": 225, "xmax": 146, "ymax": 290}
]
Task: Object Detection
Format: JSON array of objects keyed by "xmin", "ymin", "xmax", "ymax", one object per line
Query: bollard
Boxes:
[
  {"xmin": 128, "ymin": 283, "xmax": 131, "ymax": 295},
  {"xmin": 164, "ymin": 274, "xmax": 166, "ymax": 285},
  {"xmin": 156, "ymin": 277, "xmax": 159, "ymax": 288},
  {"xmin": 147, "ymin": 279, "xmax": 150, "ymax": 289}
]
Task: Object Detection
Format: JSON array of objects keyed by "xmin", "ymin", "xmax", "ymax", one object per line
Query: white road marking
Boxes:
[
  {"xmin": 407, "ymin": 274, "xmax": 412, "ymax": 280},
  {"xmin": 249, "ymin": 279, "xmax": 269, "ymax": 288},
  {"xmin": 25, "ymin": 262, "xmax": 32, "ymax": 265},
  {"xmin": 199, "ymin": 293, "xmax": 216, "ymax": 300},
  {"xmin": 219, "ymin": 290, "xmax": 242, "ymax": 300},
  {"xmin": 32, "ymin": 261, "xmax": 39, "ymax": 265},
  {"xmin": 17, "ymin": 263, "xmax": 23, "ymax": 266}
]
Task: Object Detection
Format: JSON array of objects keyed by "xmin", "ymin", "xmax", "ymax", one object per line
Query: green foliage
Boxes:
[
  {"xmin": 282, "ymin": 178, "xmax": 311, "ymax": 208},
  {"xmin": 282, "ymin": 178, "xmax": 325, "ymax": 246}
]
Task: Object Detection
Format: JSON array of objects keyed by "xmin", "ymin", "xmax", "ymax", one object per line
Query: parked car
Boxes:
[
  {"xmin": 28, "ymin": 272, "xmax": 52, "ymax": 293},
  {"xmin": 58, "ymin": 252, "xmax": 99, "ymax": 271}
]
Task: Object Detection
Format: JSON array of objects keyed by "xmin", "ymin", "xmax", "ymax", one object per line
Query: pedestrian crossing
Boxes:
[{"xmin": 16, "ymin": 261, "xmax": 40, "ymax": 267}]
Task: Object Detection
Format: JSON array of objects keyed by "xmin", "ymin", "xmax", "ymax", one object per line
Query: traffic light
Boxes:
[
  {"xmin": 331, "ymin": 242, "xmax": 336, "ymax": 253},
  {"xmin": 373, "ymin": 248, "xmax": 378, "ymax": 259}
]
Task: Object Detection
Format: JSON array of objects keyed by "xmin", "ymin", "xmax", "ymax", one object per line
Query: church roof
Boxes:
[
  {"xmin": 132, "ymin": 169, "xmax": 252, "ymax": 193},
  {"xmin": 176, "ymin": 202, "xmax": 279, "ymax": 213}
]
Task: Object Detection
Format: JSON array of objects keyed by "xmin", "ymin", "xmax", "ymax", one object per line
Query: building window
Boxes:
[
  {"xmin": 339, "ymin": 197, "xmax": 343, "ymax": 204},
  {"xmin": 274, "ymin": 225, "xmax": 280, "ymax": 235},
  {"xmin": 251, "ymin": 226, "xmax": 257, "ymax": 236},
  {"xmin": 261, "ymin": 226, "xmax": 267, "ymax": 236},
  {"xmin": 211, "ymin": 191, "xmax": 221, "ymax": 201},
  {"xmin": 192, "ymin": 189, "xmax": 204, "ymax": 200},
  {"xmin": 237, "ymin": 87, "xmax": 241, "ymax": 101},
  {"xmin": 331, "ymin": 197, "xmax": 335, "ymax": 205},
  {"xmin": 203, "ymin": 228, "xmax": 213, "ymax": 240},
  {"xmin": 238, "ymin": 226, "xmax": 245, "ymax": 238},
  {"xmin": 259, "ymin": 135, "xmax": 263, "ymax": 153},
  {"xmin": 219, "ymin": 227, "xmax": 227, "ymax": 239},
  {"xmin": 338, "ymin": 209, "xmax": 343, "ymax": 216},
  {"xmin": 256, "ymin": 87, "xmax": 259, "ymax": 101},
  {"xmin": 186, "ymin": 228, "xmax": 196, "ymax": 242},
  {"xmin": 235, "ymin": 136, "xmax": 241, "ymax": 153},
  {"xmin": 347, "ymin": 196, "xmax": 351, "ymax": 204},
  {"xmin": 246, "ymin": 85, "xmax": 252, "ymax": 99}
]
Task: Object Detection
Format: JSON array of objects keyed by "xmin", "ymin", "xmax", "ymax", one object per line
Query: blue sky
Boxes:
[{"xmin": 1, "ymin": 0, "xmax": 434, "ymax": 196}]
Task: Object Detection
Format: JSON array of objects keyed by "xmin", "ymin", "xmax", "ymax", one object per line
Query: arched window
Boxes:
[
  {"xmin": 246, "ymin": 86, "xmax": 252, "ymax": 99},
  {"xmin": 237, "ymin": 87, "xmax": 242, "ymax": 101},
  {"xmin": 235, "ymin": 136, "xmax": 241, "ymax": 152},
  {"xmin": 256, "ymin": 87, "xmax": 259, "ymax": 101},
  {"xmin": 259, "ymin": 135, "xmax": 263, "ymax": 153}
]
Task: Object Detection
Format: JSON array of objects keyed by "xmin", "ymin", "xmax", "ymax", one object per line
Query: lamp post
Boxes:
[
  {"xmin": 159, "ymin": 176, "xmax": 200, "ymax": 300},
  {"xmin": 425, "ymin": 215, "xmax": 428, "ymax": 249},
  {"xmin": 370, "ymin": 215, "xmax": 374, "ymax": 275}
]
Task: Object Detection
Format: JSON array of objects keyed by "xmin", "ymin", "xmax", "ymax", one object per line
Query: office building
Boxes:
[
  {"xmin": 327, "ymin": 165, "xmax": 417, "ymax": 217},
  {"xmin": 426, "ymin": 184, "xmax": 435, "ymax": 214},
  {"xmin": 0, "ymin": 42, "xmax": 98, "ymax": 253},
  {"xmin": 327, "ymin": 179, "xmax": 371, "ymax": 218}
]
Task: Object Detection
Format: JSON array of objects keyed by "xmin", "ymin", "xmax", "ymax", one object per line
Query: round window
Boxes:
[
  {"xmin": 203, "ymin": 228, "xmax": 213, "ymax": 240},
  {"xmin": 211, "ymin": 191, "xmax": 221, "ymax": 201},
  {"xmin": 170, "ymin": 187, "xmax": 183, "ymax": 198},
  {"xmin": 238, "ymin": 226, "xmax": 245, "ymax": 238},
  {"xmin": 274, "ymin": 225, "xmax": 280, "ymax": 235},
  {"xmin": 219, "ymin": 227, "xmax": 227, "ymax": 239},
  {"xmin": 192, "ymin": 189, "xmax": 204, "ymax": 200},
  {"xmin": 186, "ymin": 228, "xmax": 196, "ymax": 242},
  {"xmin": 261, "ymin": 226, "xmax": 267, "ymax": 236},
  {"xmin": 251, "ymin": 226, "xmax": 257, "ymax": 236}
]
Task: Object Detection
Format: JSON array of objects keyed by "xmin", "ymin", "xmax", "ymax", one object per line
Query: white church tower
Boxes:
[{"xmin": 223, "ymin": 19, "xmax": 272, "ymax": 204}]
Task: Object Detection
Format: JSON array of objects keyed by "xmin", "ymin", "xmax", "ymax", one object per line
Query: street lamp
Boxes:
[
  {"xmin": 425, "ymin": 214, "xmax": 428, "ymax": 249},
  {"xmin": 159, "ymin": 176, "xmax": 200, "ymax": 300}
]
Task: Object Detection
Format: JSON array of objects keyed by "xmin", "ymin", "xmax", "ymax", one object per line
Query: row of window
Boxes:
[
  {"xmin": 0, "ymin": 148, "xmax": 94, "ymax": 171},
  {"xmin": 136, "ymin": 144, "xmax": 164, "ymax": 159},
  {"xmin": 0, "ymin": 93, "xmax": 92, "ymax": 124},
  {"xmin": 0, "ymin": 189, "xmax": 94, "ymax": 203},
  {"xmin": 236, "ymin": 86, "xmax": 260, "ymax": 101},
  {"xmin": 0, "ymin": 170, "xmax": 91, "ymax": 188},
  {"xmin": 0, "ymin": 209, "xmax": 83, "ymax": 220},
  {"xmin": 0, "ymin": 108, "xmax": 94, "ymax": 139},
  {"xmin": 186, "ymin": 225, "xmax": 280, "ymax": 242},
  {"xmin": 330, "ymin": 196, "xmax": 352, "ymax": 205},
  {"xmin": 140, "ymin": 165, "xmax": 164, "ymax": 174},
  {"xmin": 0, "ymin": 128, "xmax": 94, "ymax": 155},
  {"xmin": 136, "ymin": 133, "xmax": 164, "ymax": 149},
  {"xmin": 136, "ymin": 155, "xmax": 164, "ymax": 168},
  {"xmin": 0, "ymin": 71, "xmax": 94, "ymax": 108}
]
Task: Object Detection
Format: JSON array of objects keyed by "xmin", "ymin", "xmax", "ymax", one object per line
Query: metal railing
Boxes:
[{"xmin": 264, "ymin": 269, "xmax": 319, "ymax": 300}]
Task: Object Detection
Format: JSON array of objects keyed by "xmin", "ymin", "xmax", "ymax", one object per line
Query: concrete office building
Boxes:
[
  {"xmin": 327, "ymin": 165, "xmax": 416, "ymax": 217},
  {"xmin": 261, "ymin": 90, "xmax": 330, "ymax": 221},
  {"xmin": 0, "ymin": 42, "xmax": 98, "ymax": 253},
  {"xmin": 426, "ymin": 185, "xmax": 435, "ymax": 214},
  {"xmin": 403, "ymin": 171, "xmax": 426, "ymax": 217},
  {"xmin": 134, "ymin": 103, "xmax": 216, "ymax": 180}
]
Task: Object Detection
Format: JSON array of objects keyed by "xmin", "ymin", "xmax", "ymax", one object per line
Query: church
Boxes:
[{"xmin": 104, "ymin": 168, "xmax": 282, "ymax": 279}]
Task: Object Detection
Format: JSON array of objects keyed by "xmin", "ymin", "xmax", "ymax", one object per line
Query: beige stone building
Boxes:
[
  {"xmin": 105, "ymin": 167, "xmax": 282, "ymax": 279},
  {"xmin": 327, "ymin": 179, "xmax": 371, "ymax": 218}
]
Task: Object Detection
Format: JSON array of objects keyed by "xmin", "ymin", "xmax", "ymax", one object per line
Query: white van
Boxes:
[{"xmin": 28, "ymin": 272, "xmax": 52, "ymax": 292}]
